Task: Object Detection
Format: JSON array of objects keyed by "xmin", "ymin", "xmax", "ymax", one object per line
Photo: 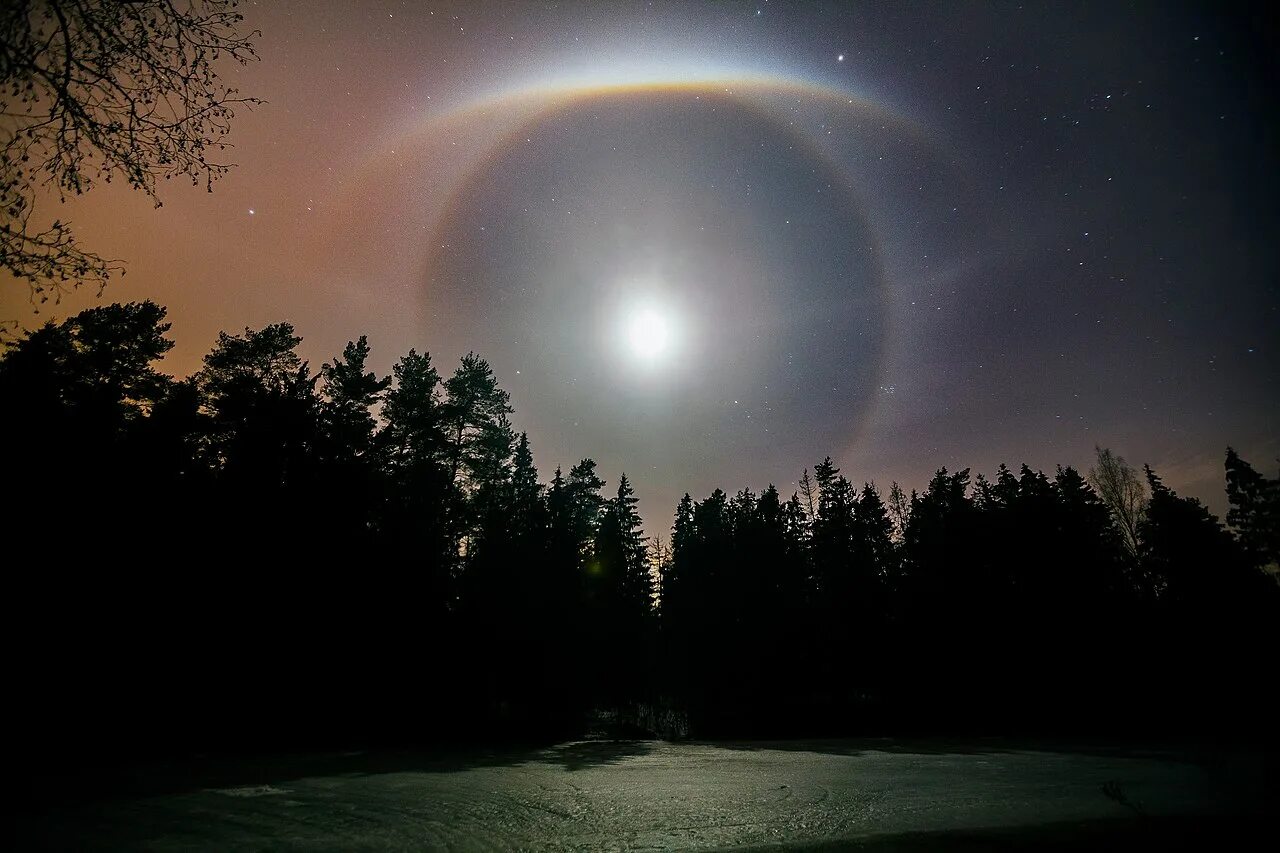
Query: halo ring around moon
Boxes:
[{"xmin": 423, "ymin": 81, "xmax": 893, "ymax": 463}]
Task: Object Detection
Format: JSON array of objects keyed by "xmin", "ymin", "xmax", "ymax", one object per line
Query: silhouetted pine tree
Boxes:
[
  {"xmin": 853, "ymin": 482, "xmax": 895, "ymax": 658},
  {"xmin": 811, "ymin": 457, "xmax": 856, "ymax": 601},
  {"xmin": 590, "ymin": 474, "xmax": 651, "ymax": 704},
  {"xmin": 442, "ymin": 352, "xmax": 513, "ymax": 491},
  {"xmin": 1224, "ymin": 447, "xmax": 1280, "ymax": 571},
  {"xmin": 316, "ymin": 336, "xmax": 390, "ymax": 559},
  {"xmin": 377, "ymin": 348, "xmax": 453, "ymax": 628},
  {"xmin": 900, "ymin": 468, "xmax": 976, "ymax": 684},
  {"xmin": 886, "ymin": 481, "xmax": 910, "ymax": 543},
  {"xmin": 198, "ymin": 322, "xmax": 317, "ymax": 497}
]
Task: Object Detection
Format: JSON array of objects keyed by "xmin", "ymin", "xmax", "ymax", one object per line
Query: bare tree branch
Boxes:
[
  {"xmin": 1088, "ymin": 446, "xmax": 1147, "ymax": 557},
  {"xmin": 1, "ymin": 0, "xmax": 260, "ymax": 304}
]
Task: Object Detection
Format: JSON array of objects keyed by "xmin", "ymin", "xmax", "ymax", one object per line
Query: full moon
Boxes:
[{"xmin": 624, "ymin": 306, "xmax": 672, "ymax": 363}]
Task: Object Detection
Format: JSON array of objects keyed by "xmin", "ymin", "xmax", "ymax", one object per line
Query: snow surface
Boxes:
[{"xmin": 17, "ymin": 739, "xmax": 1267, "ymax": 850}]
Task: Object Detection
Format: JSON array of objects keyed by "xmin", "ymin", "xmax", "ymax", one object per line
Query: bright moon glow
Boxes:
[{"xmin": 624, "ymin": 306, "xmax": 672, "ymax": 363}]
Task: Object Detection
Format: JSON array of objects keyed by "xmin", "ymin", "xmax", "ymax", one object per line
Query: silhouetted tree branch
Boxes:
[{"xmin": 0, "ymin": 0, "xmax": 260, "ymax": 302}]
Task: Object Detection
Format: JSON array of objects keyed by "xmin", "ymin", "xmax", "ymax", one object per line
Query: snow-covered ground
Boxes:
[{"xmin": 17, "ymin": 739, "xmax": 1268, "ymax": 850}]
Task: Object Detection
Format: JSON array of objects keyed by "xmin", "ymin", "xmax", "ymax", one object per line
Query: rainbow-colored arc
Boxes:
[{"xmin": 363, "ymin": 71, "xmax": 930, "ymax": 185}]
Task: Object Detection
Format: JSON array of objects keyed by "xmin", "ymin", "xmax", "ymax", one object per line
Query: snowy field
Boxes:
[{"xmin": 15, "ymin": 738, "xmax": 1270, "ymax": 850}]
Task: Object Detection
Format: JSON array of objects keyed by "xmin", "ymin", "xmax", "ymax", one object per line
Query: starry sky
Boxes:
[{"xmin": 5, "ymin": 0, "xmax": 1276, "ymax": 524}]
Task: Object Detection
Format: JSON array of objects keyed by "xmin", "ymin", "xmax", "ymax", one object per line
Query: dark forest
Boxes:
[{"xmin": 5, "ymin": 301, "xmax": 1277, "ymax": 763}]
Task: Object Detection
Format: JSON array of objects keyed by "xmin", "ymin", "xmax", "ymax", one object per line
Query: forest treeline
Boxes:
[{"xmin": 3, "ymin": 302, "xmax": 1278, "ymax": 756}]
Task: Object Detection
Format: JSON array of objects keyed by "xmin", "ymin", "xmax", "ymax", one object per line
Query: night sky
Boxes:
[{"xmin": 5, "ymin": 0, "xmax": 1276, "ymax": 523}]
